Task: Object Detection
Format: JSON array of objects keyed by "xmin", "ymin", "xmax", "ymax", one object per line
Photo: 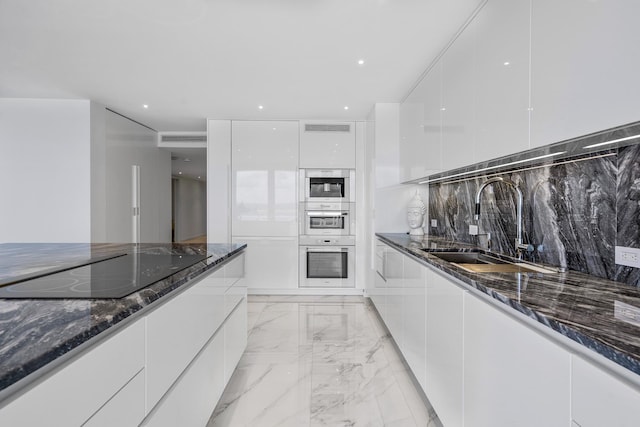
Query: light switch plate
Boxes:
[
  {"xmin": 615, "ymin": 246, "xmax": 640, "ymax": 268},
  {"xmin": 469, "ymin": 224, "xmax": 478, "ymax": 236},
  {"xmin": 431, "ymin": 219, "xmax": 437, "ymax": 228}
]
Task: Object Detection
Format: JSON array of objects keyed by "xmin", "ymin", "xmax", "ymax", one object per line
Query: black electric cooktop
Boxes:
[{"xmin": 0, "ymin": 253, "xmax": 210, "ymax": 299}]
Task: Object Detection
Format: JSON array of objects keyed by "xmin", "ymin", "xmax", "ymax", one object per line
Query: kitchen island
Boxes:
[
  {"xmin": 0, "ymin": 242, "xmax": 246, "ymax": 426},
  {"xmin": 375, "ymin": 233, "xmax": 640, "ymax": 427}
]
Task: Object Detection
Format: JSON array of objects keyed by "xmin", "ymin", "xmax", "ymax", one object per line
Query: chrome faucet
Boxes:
[{"xmin": 474, "ymin": 177, "xmax": 530, "ymax": 259}]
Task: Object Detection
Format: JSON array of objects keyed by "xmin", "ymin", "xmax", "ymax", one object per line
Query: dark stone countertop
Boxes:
[
  {"xmin": 376, "ymin": 233, "xmax": 640, "ymax": 381},
  {"xmin": 0, "ymin": 242, "xmax": 246, "ymax": 401}
]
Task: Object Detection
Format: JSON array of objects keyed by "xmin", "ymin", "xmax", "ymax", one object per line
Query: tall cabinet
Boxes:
[{"xmin": 230, "ymin": 121, "xmax": 299, "ymax": 291}]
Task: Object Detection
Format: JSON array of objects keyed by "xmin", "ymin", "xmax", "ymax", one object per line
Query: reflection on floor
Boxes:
[{"xmin": 207, "ymin": 295, "xmax": 442, "ymax": 427}]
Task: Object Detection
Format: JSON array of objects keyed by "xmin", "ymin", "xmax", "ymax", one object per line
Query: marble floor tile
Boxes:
[{"xmin": 208, "ymin": 296, "xmax": 442, "ymax": 427}]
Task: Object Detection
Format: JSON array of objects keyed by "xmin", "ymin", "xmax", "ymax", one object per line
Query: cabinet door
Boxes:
[
  {"xmin": 84, "ymin": 370, "xmax": 145, "ymax": 427},
  {"xmin": 224, "ymin": 298, "xmax": 248, "ymax": 383},
  {"xmin": 474, "ymin": 0, "xmax": 530, "ymax": 161},
  {"xmin": 143, "ymin": 330, "xmax": 225, "ymax": 427},
  {"xmin": 0, "ymin": 320, "xmax": 145, "ymax": 427},
  {"xmin": 464, "ymin": 294, "xmax": 570, "ymax": 427},
  {"xmin": 371, "ymin": 240, "xmax": 388, "ymax": 318},
  {"xmin": 231, "ymin": 120, "xmax": 299, "ymax": 237},
  {"xmin": 530, "ymin": 0, "xmax": 640, "ymax": 148},
  {"xmin": 399, "ymin": 61, "xmax": 442, "ymax": 181},
  {"xmin": 402, "ymin": 255, "xmax": 427, "ymax": 392},
  {"xmin": 425, "ymin": 268, "xmax": 465, "ymax": 427},
  {"xmin": 232, "ymin": 237, "xmax": 298, "ymax": 290},
  {"xmin": 146, "ymin": 266, "xmax": 225, "ymax": 410},
  {"xmin": 441, "ymin": 14, "xmax": 476, "ymax": 171},
  {"xmin": 299, "ymin": 121, "xmax": 356, "ymax": 169},
  {"xmin": 384, "ymin": 246, "xmax": 404, "ymax": 346},
  {"xmin": 572, "ymin": 355, "xmax": 640, "ymax": 427},
  {"xmin": 224, "ymin": 253, "xmax": 246, "ymax": 318}
]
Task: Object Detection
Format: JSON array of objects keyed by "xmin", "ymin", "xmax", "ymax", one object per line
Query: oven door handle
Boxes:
[
  {"xmin": 306, "ymin": 212, "xmax": 348, "ymax": 216},
  {"xmin": 306, "ymin": 247, "xmax": 350, "ymax": 253}
]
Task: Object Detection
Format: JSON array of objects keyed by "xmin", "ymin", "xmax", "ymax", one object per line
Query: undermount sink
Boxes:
[
  {"xmin": 426, "ymin": 250, "xmax": 557, "ymax": 274},
  {"xmin": 428, "ymin": 251, "xmax": 506, "ymax": 265}
]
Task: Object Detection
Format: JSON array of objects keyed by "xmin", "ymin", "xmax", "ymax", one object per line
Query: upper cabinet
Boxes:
[
  {"xmin": 299, "ymin": 121, "xmax": 356, "ymax": 169},
  {"xmin": 231, "ymin": 120, "xmax": 299, "ymax": 237},
  {"xmin": 473, "ymin": 0, "xmax": 530, "ymax": 162},
  {"xmin": 530, "ymin": 0, "xmax": 640, "ymax": 148},
  {"xmin": 399, "ymin": 63, "xmax": 442, "ymax": 182}
]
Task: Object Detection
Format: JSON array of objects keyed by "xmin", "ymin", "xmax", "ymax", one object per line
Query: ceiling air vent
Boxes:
[
  {"xmin": 157, "ymin": 131, "xmax": 207, "ymax": 147},
  {"xmin": 160, "ymin": 134, "xmax": 207, "ymax": 143},
  {"xmin": 305, "ymin": 124, "xmax": 351, "ymax": 132}
]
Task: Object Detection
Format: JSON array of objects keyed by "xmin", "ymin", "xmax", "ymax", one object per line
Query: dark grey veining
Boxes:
[
  {"xmin": 0, "ymin": 242, "xmax": 246, "ymax": 398},
  {"xmin": 429, "ymin": 128, "xmax": 640, "ymax": 287},
  {"xmin": 377, "ymin": 233, "xmax": 640, "ymax": 378}
]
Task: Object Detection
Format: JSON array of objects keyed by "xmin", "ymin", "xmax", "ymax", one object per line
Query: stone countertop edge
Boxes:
[
  {"xmin": 376, "ymin": 233, "xmax": 640, "ymax": 386},
  {"xmin": 0, "ymin": 243, "xmax": 246, "ymax": 404}
]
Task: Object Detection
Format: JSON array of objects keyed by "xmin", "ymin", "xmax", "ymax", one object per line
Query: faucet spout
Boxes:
[{"xmin": 475, "ymin": 177, "xmax": 526, "ymax": 256}]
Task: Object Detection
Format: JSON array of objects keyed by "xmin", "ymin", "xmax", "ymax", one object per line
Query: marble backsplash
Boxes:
[{"xmin": 428, "ymin": 143, "xmax": 640, "ymax": 287}]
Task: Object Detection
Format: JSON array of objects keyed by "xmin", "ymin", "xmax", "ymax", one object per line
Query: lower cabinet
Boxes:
[
  {"xmin": 571, "ymin": 355, "xmax": 640, "ymax": 427},
  {"xmin": 0, "ymin": 319, "xmax": 145, "ymax": 427},
  {"xmin": 425, "ymin": 268, "xmax": 465, "ymax": 427},
  {"xmin": 464, "ymin": 293, "xmax": 570, "ymax": 427},
  {"xmin": 84, "ymin": 369, "xmax": 146, "ymax": 427},
  {"xmin": 370, "ymin": 240, "xmax": 640, "ymax": 427},
  {"xmin": 232, "ymin": 237, "xmax": 298, "ymax": 290}
]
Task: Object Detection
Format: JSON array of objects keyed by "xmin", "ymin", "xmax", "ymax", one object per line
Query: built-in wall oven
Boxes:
[
  {"xmin": 301, "ymin": 202, "xmax": 354, "ymax": 236},
  {"xmin": 299, "ymin": 236, "xmax": 355, "ymax": 288},
  {"xmin": 300, "ymin": 169, "xmax": 355, "ymax": 203}
]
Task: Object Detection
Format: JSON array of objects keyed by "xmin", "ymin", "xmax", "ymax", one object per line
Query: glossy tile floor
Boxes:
[{"xmin": 207, "ymin": 295, "xmax": 442, "ymax": 427}]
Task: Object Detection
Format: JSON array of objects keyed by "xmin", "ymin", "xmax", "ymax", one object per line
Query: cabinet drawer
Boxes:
[
  {"xmin": 146, "ymin": 267, "xmax": 225, "ymax": 410},
  {"xmin": 83, "ymin": 369, "xmax": 145, "ymax": 427},
  {"xmin": 224, "ymin": 298, "xmax": 247, "ymax": 383},
  {"xmin": 0, "ymin": 319, "xmax": 144, "ymax": 426}
]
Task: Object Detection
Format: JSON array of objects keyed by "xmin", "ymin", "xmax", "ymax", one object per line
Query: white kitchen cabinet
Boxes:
[
  {"xmin": 383, "ymin": 245, "xmax": 404, "ymax": 347},
  {"xmin": 299, "ymin": 121, "xmax": 356, "ymax": 169},
  {"xmin": 224, "ymin": 298, "xmax": 248, "ymax": 383},
  {"xmin": 231, "ymin": 120, "xmax": 299, "ymax": 237},
  {"xmin": 399, "ymin": 61, "xmax": 442, "ymax": 181},
  {"xmin": 143, "ymin": 330, "xmax": 225, "ymax": 427},
  {"xmin": 224, "ymin": 252, "xmax": 246, "ymax": 317},
  {"xmin": 0, "ymin": 319, "xmax": 145, "ymax": 427},
  {"xmin": 146, "ymin": 263, "xmax": 227, "ymax": 410},
  {"xmin": 232, "ymin": 237, "xmax": 298, "ymax": 290},
  {"xmin": 473, "ymin": 0, "xmax": 530, "ymax": 162},
  {"xmin": 441, "ymin": 15, "xmax": 476, "ymax": 171},
  {"xmin": 571, "ymin": 355, "xmax": 640, "ymax": 427},
  {"xmin": 464, "ymin": 293, "xmax": 570, "ymax": 427},
  {"xmin": 530, "ymin": 0, "xmax": 640, "ymax": 148},
  {"xmin": 402, "ymin": 255, "xmax": 427, "ymax": 391},
  {"xmin": 425, "ymin": 267, "xmax": 465, "ymax": 427},
  {"xmin": 83, "ymin": 370, "xmax": 146, "ymax": 427},
  {"xmin": 371, "ymin": 239, "xmax": 388, "ymax": 318}
]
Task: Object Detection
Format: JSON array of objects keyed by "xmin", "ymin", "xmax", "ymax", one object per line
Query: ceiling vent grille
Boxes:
[
  {"xmin": 160, "ymin": 134, "xmax": 207, "ymax": 143},
  {"xmin": 305, "ymin": 124, "xmax": 351, "ymax": 132}
]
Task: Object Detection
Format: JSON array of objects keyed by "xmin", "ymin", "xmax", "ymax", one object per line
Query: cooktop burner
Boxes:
[{"xmin": 0, "ymin": 253, "xmax": 210, "ymax": 299}]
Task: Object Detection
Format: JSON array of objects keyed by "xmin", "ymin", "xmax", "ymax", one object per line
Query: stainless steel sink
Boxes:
[
  {"xmin": 428, "ymin": 251, "xmax": 507, "ymax": 265},
  {"xmin": 425, "ymin": 250, "xmax": 557, "ymax": 274}
]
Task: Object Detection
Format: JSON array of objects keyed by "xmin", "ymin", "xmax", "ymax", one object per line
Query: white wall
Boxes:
[
  {"xmin": 0, "ymin": 98, "xmax": 91, "ymax": 243},
  {"xmin": 173, "ymin": 177, "xmax": 206, "ymax": 242}
]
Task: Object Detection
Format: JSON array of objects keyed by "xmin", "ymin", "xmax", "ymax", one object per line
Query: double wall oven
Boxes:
[{"xmin": 299, "ymin": 169, "xmax": 356, "ymax": 288}]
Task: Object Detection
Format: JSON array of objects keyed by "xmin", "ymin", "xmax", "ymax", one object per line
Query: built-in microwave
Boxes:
[
  {"xmin": 300, "ymin": 202, "xmax": 354, "ymax": 236},
  {"xmin": 299, "ymin": 236, "xmax": 355, "ymax": 288},
  {"xmin": 300, "ymin": 169, "xmax": 355, "ymax": 203}
]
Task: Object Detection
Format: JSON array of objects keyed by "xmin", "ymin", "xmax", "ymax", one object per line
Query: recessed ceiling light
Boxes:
[
  {"xmin": 178, "ymin": 171, "xmax": 182, "ymax": 175},
  {"xmin": 503, "ymin": 61, "xmax": 510, "ymax": 66},
  {"xmin": 344, "ymin": 106, "xmax": 349, "ymax": 110},
  {"xmin": 143, "ymin": 104, "xmax": 149, "ymax": 109},
  {"xmin": 197, "ymin": 176, "xmax": 201, "ymax": 179},
  {"xmin": 258, "ymin": 105, "xmax": 264, "ymax": 110},
  {"xmin": 358, "ymin": 59, "xmax": 365, "ymax": 65},
  {"xmin": 183, "ymin": 158, "xmax": 191, "ymax": 162}
]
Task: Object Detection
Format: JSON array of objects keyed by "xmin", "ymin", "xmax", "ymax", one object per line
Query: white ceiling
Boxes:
[{"xmin": 0, "ymin": 0, "xmax": 482, "ymax": 133}]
